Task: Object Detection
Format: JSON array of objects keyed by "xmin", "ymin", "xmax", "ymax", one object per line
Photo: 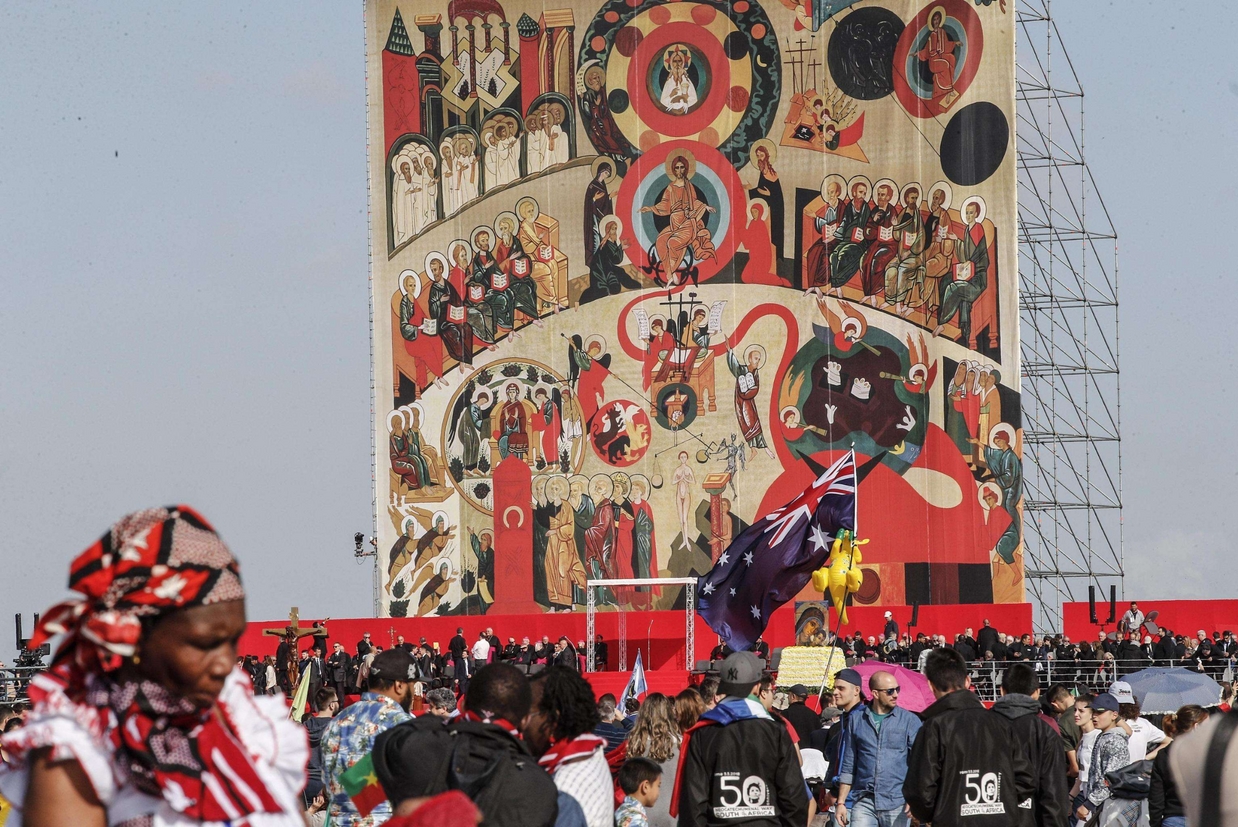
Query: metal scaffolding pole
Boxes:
[{"xmin": 1016, "ymin": 0, "xmax": 1124, "ymax": 632}]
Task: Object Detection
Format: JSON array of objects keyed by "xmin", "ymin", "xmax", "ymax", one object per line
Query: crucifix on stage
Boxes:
[{"xmin": 262, "ymin": 607, "xmax": 330, "ymax": 693}]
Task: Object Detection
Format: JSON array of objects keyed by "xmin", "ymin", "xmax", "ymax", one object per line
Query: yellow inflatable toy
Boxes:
[{"xmin": 811, "ymin": 529, "xmax": 867, "ymax": 626}]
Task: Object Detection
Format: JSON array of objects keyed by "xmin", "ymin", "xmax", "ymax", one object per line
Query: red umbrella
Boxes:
[{"xmin": 850, "ymin": 661, "xmax": 936, "ymax": 713}]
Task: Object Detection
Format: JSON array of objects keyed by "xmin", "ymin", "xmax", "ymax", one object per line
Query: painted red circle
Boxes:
[
  {"xmin": 639, "ymin": 130, "xmax": 661, "ymax": 151},
  {"xmin": 691, "ymin": 3, "xmax": 717, "ymax": 24},
  {"xmin": 727, "ymin": 85, "xmax": 749, "ymax": 111},
  {"xmin": 891, "ymin": 0, "xmax": 984, "ymax": 119},
  {"xmin": 589, "ymin": 401, "xmax": 652, "ymax": 466},
  {"xmin": 613, "ymin": 139, "xmax": 746, "ymax": 283},
  {"xmin": 625, "ymin": 0, "xmax": 642, "ymax": 6},
  {"xmin": 604, "ymin": 10, "xmax": 620, "ymax": 22},
  {"xmin": 625, "ymin": 20, "xmax": 735, "ymax": 139},
  {"xmin": 750, "ymin": 22, "xmax": 766, "ymax": 39},
  {"xmin": 591, "ymin": 35, "xmax": 607, "ymax": 52},
  {"xmin": 649, "ymin": 4, "xmax": 672, "ymax": 24},
  {"xmin": 698, "ymin": 126, "xmax": 719, "ymax": 146},
  {"xmin": 614, "ymin": 25, "xmax": 643, "ymax": 57},
  {"xmin": 733, "ymin": 0, "xmax": 750, "ymax": 11}
]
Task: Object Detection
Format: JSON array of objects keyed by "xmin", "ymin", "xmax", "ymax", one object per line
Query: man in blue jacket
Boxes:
[{"xmin": 835, "ymin": 670, "xmax": 922, "ymax": 827}]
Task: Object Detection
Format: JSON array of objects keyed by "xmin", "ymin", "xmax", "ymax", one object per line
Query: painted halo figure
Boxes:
[
  {"xmin": 580, "ymin": 63, "xmax": 632, "ymax": 158},
  {"xmin": 0, "ymin": 506, "xmax": 307, "ymax": 825},
  {"xmin": 391, "ymin": 151, "xmax": 422, "ymax": 247},
  {"xmin": 395, "ymin": 268, "xmax": 446, "ymax": 391},
  {"xmin": 640, "ymin": 150, "xmax": 717, "ymax": 282},
  {"xmin": 917, "ymin": 6, "xmax": 961, "ymax": 110},
  {"xmin": 584, "ymin": 156, "xmax": 616, "ymax": 267},
  {"xmin": 747, "ymin": 139, "xmax": 784, "ymax": 262},
  {"xmin": 495, "ymin": 381, "xmax": 531, "ymax": 462},
  {"xmin": 581, "ymin": 215, "xmax": 641, "ymax": 303},
  {"xmin": 727, "ymin": 343, "xmax": 776, "ymax": 460},
  {"xmin": 659, "ymin": 44, "xmax": 698, "ymax": 115}
]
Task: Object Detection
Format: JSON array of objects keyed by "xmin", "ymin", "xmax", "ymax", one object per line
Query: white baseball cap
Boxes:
[
  {"xmin": 1108, "ymin": 681, "xmax": 1135, "ymax": 704},
  {"xmin": 884, "ymin": 611, "xmax": 893, "ymax": 618}
]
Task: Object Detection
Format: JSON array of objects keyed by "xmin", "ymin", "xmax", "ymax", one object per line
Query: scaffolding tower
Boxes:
[{"xmin": 1016, "ymin": 0, "xmax": 1123, "ymax": 631}]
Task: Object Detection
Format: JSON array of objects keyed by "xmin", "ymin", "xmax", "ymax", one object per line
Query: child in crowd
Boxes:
[{"xmin": 615, "ymin": 757, "xmax": 663, "ymax": 827}]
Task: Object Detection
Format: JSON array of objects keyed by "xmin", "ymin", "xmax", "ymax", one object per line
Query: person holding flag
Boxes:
[
  {"xmin": 697, "ymin": 450, "xmax": 858, "ymax": 651},
  {"xmin": 620, "ymin": 650, "xmax": 649, "ymax": 712},
  {"xmin": 324, "ymin": 648, "xmax": 416, "ymax": 826}
]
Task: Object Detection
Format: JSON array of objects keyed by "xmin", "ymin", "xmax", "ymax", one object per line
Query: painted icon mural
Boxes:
[{"xmin": 367, "ymin": 0, "xmax": 1020, "ymax": 616}]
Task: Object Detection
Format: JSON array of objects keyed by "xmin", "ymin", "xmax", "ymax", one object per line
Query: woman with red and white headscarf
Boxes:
[{"xmin": 0, "ymin": 505, "xmax": 307, "ymax": 827}]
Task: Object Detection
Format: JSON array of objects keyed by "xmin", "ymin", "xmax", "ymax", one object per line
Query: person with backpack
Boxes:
[
  {"xmin": 373, "ymin": 662, "xmax": 559, "ymax": 827},
  {"xmin": 1078, "ymin": 693, "xmax": 1136, "ymax": 826}
]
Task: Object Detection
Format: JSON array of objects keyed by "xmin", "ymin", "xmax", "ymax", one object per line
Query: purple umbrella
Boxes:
[{"xmin": 851, "ymin": 661, "xmax": 936, "ymax": 713}]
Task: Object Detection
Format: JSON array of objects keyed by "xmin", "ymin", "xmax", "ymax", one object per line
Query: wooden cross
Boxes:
[{"xmin": 262, "ymin": 606, "xmax": 329, "ymax": 640}]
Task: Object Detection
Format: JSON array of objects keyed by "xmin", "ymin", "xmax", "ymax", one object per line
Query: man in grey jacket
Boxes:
[{"xmin": 992, "ymin": 663, "xmax": 1069, "ymax": 827}]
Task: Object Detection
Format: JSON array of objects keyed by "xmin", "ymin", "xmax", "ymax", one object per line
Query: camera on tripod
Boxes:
[{"xmin": 15, "ymin": 613, "xmax": 50, "ymax": 668}]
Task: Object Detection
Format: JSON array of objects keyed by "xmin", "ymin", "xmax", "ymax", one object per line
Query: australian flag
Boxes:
[{"xmin": 697, "ymin": 450, "xmax": 857, "ymax": 651}]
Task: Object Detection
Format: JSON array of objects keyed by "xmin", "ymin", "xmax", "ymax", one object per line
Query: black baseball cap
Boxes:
[
  {"xmin": 369, "ymin": 648, "xmax": 416, "ymax": 682},
  {"xmin": 718, "ymin": 651, "xmax": 766, "ymax": 696}
]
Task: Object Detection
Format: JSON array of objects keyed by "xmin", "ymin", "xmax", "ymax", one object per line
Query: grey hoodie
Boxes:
[
  {"xmin": 992, "ymin": 692, "xmax": 1042, "ymax": 720},
  {"xmin": 991, "ymin": 693, "xmax": 1070, "ymax": 827}
]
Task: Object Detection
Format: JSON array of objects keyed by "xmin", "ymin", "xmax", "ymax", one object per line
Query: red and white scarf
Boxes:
[
  {"xmin": 537, "ymin": 733, "xmax": 607, "ymax": 775},
  {"xmin": 459, "ymin": 709, "xmax": 521, "ymax": 738}
]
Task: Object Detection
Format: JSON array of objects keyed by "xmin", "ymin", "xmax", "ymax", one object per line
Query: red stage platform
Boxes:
[
  {"xmin": 586, "ymin": 670, "xmax": 692, "ymax": 699},
  {"xmin": 241, "ymin": 601, "xmax": 1034, "ymax": 683},
  {"xmin": 1063, "ymin": 599, "xmax": 1238, "ymax": 640}
]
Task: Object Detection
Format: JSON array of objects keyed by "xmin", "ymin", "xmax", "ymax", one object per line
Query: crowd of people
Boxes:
[
  {"xmin": 775, "ymin": 609, "xmax": 1238, "ymax": 698},
  {"xmin": 233, "ymin": 628, "xmax": 608, "ymax": 711},
  {"xmin": 1, "ymin": 507, "xmax": 1236, "ymax": 827}
]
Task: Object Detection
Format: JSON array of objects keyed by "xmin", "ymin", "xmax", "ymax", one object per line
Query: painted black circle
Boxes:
[
  {"xmin": 827, "ymin": 7, "xmax": 904, "ymax": 101},
  {"xmin": 608, "ymin": 88, "xmax": 630, "ymax": 114},
  {"xmin": 940, "ymin": 101, "xmax": 1010, "ymax": 186},
  {"xmin": 723, "ymin": 30, "xmax": 748, "ymax": 60}
]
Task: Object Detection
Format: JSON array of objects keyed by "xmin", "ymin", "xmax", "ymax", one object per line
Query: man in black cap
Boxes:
[
  {"xmin": 781, "ymin": 684, "xmax": 821, "ymax": 742},
  {"xmin": 322, "ymin": 648, "xmax": 416, "ymax": 826},
  {"xmin": 674, "ymin": 651, "xmax": 808, "ymax": 827}
]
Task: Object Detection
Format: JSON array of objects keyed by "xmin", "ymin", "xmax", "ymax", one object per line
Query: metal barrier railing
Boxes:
[
  {"xmin": 0, "ymin": 666, "xmax": 48, "ymax": 706},
  {"xmin": 853, "ymin": 655, "xmax": 1236, "ymax": 702}
]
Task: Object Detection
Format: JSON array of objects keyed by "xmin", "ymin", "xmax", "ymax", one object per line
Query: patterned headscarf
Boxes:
[
  {"xmin": 18, "ymin": 506, "xmax": 283, "ymax": 821},
  {"xmin": 30, "ymin": 504, "xmax": 245, "ymax": 677}
]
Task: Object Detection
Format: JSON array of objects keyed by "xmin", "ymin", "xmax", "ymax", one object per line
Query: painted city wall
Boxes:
[{"xmin": 366, "ymin": 0, "xmax": 1022, "ymax": 618}]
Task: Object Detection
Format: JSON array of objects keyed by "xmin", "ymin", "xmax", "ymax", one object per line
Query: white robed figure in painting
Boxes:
[
  {"xmin": 659, "ymin": 44, "xmax": 698, "ymax": 115},
  {"xmin": 525, "ymin": 109, "xmax": 548, "ymax": 175},
  {"xmin": 544, "ymin": 104, "xmax": 570, "ymax": 167},
  {"xmin": 440, "ymin": 140, "xmax": 459, "ymax": 216},
  {"xmin": 418, "ymin": 152, "xmax": 439, "ymax": 230},
  {"xmin": 497, "ymin": 120, "xmax": 521, "ymax": 183},
  {"xmin": 391, "ymin": 151, "xmax": 421, "ymax": 246},
  {"xmin": 454, "ymin": 134, "xmax": 480, "ymax": 210}
]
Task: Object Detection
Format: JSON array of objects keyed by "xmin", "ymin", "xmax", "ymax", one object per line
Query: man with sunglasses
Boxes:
[{"xmin": 835, "ymin": 670, "xmax": 922, "ymax": 826}]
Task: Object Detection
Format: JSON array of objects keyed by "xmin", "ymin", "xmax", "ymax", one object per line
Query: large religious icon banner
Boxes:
[{"xmin": 367, "ymin": 0, "xmax": 1021, "ymax": 618}]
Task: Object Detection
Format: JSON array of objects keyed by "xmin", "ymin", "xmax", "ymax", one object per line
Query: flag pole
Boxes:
[{"xmin": 817, "ymin": 447, "xmax": 858, "ymax": 703}]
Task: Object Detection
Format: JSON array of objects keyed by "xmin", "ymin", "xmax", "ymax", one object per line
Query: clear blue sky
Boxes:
[{"xmin": 1, "ymin": 1, "xmax": 1230, "ymax": 660}]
